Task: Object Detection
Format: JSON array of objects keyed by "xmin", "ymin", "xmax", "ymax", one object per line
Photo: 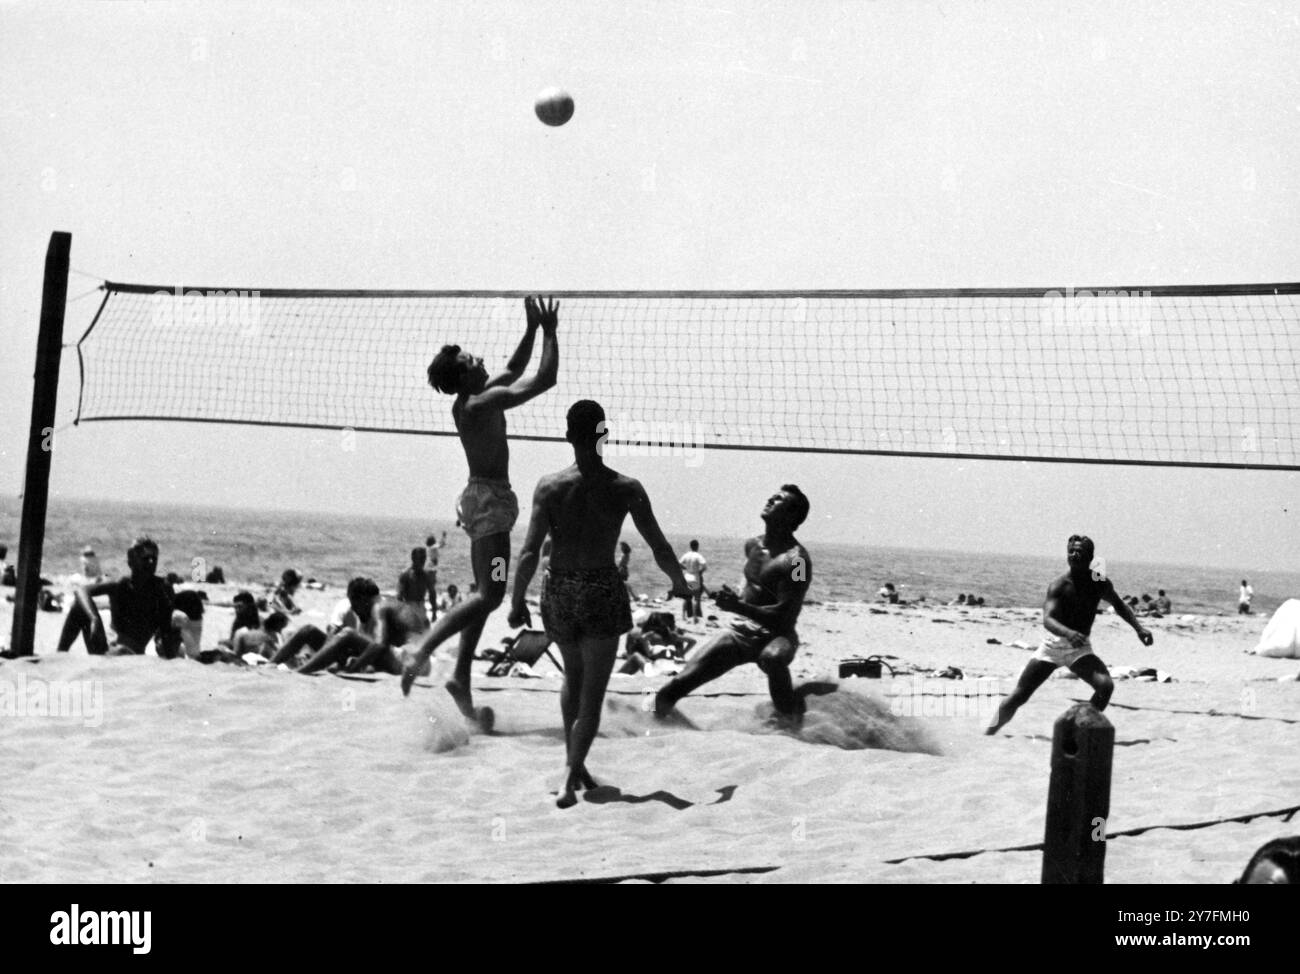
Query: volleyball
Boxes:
[{"xmin": 535, "ymin": 87, "xmax": 574, "ymax": 126}]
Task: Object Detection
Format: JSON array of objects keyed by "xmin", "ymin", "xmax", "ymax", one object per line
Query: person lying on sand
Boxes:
[
  {"xmin": 294, "ymin": 576, "xmax": 430, "ymax": 677},
  {"xmin": 508, "ymin": 399, "xmax": 693, "ymax": 808},
  {"xmin": 655, "ymin": 486, "xmax": 813, "ymax": 721},
  {"xmin": 56, "ymin": 536, "xmax": 180, "ymax": 658},
  {"xmin": 985, "ymin": 535, "xmax": 1152, "ymax": 735}
]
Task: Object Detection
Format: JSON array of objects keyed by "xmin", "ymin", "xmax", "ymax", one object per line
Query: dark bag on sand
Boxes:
[{"xmin": 839, "ymin": 655, "xmax": 894, "ymax": 679}]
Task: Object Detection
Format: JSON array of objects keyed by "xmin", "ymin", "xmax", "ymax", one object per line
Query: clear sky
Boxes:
[{"xmin": 2, "ymin": 0, "xmax": 1297, "ymax": 572}]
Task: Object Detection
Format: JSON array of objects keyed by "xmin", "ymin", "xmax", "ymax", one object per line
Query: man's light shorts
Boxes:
[
  {"xmin": 1033, "ymin": 634, "xmax": 1095, "ymax": 667},
  {"xmin": 456, "ymin": 478, "xmax": 519, "ymax": 542}
]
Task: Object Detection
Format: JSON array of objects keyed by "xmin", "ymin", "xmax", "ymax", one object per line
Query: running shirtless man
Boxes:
[
  {"xmin": 400, "ymin": 296, "xmax": 560, "ymax": 732},
  {"xmin": 985, "ymin": 534, "xmax": 1153, "ymax": 735},
  {"xmin": 507, "ymin": 400, "xmax": 693, "ymax": 807}
]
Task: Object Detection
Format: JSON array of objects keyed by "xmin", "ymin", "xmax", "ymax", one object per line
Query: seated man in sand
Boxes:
[
  {"xmin": 271, "ymin": 569, "xmax": 304, "ymax": 616},
  {"xmin": 985, "ymin": 535, "xmax": 1153, "ymax": 735},
  {"xmin": 655, "ymin": 486, "xmax": 813, "ymax": 721},
  {"xmin": 291, "ymin": 576, "xmax": 430, "ymax": 676},
  {"xmin": 171, "ymin": 590, "xmax": 207, "ymax": 660},
  {"xmin": 55, "ymin": 536, "xmax": 181, "ymax": 658},
  {"xmin": 508, "ymin": 400, "xmax": 693, "ymax": 807},
  {"xmin": 619, "ymin": 617, "xmax": 696, "ymax": 675},
  {"xmin": 230, "ymin": 610, "xmax": 292, "ymax": 659}
]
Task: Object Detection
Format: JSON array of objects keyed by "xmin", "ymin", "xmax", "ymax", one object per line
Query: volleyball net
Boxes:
[{"xmin": 73, "ymin": 281, "xmax": 1300, "ymax": 469}]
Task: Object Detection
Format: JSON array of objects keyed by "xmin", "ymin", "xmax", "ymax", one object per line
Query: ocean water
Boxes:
[{"xmin": 2, "ymin": 496, "xmax": 1295, "ymax": 615}]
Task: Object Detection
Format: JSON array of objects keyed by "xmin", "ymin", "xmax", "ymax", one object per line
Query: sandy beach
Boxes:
[{"xmin": 1, "ymin": 584, "xmax": 1296, "ymax": 884}]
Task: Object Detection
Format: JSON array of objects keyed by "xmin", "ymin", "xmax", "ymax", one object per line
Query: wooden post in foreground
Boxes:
[
  {"xmin": 8, "ymin": 232, "xmax": 71, "ymax": 657},
  {"xmin": 1041, "ymin": 703, "xmax": 1114, "ymax": 884}
]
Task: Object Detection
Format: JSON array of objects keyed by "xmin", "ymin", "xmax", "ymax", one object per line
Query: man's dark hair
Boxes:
[
  {"xmin": 232, "ymin": 590, "xmax": 255, "ymax": 605},
  {"xmin": 566, "ymin": 399, "xmax": 606, "ymax": 448},
  {"xmin": 689, "ymin": 540, "xmax": 699, "ymax": 551},
  {"xmin": 264, "ymin": 610, "xmax": 290, "ymax": 634},
  {"xmin": 411, "ymin": 547, "xmax": 426, "ymax": 563},
  {"xmin": 129, "ymin": 536, "xmax": 159, "ymax": 555},
  {"xmin": 780, "ymin": 484, "xmax": 810, "ymax": 529},
  {"xmin": 281, "ymin": 568, "xmax": 301, "ymax": 587},
  {"xmin": 173, "ymin": 590, "xmax": 205, "ymax": 620},
  {"xmin": 1236, "ymin": 835, "xmax": 1300, "ymax": 884},
  {"xmin": 1158, "ymin": 589, "xmax": 1166, "ymax": 596},
  {"xmin": 427, "ymin": 345, "xmax": 467, "ymax": 394},
  {"xmin": 1068, "ymin": 534, "xmax": 1095, "ymax": 560},
  {"xmin": 426, "ymin": 535, "xmax": 437, "ymax": 546},
  {"xmin": 347, "ymin": 576, "xmax": 380, "ymax": 601}
]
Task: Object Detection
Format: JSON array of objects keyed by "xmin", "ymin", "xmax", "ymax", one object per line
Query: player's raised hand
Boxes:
[
  {"xmin": 536, "ymin": 295, "xmax": 560, "ymax": 332},
  {"xmin": 524, "ymin": 295, "xmax": 542, "ymax": 330}
]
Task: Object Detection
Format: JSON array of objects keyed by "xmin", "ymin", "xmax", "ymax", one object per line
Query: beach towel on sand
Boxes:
[{"xmin": 1251, "ymin": 599, "xmax": 1300, "ymax": 658}]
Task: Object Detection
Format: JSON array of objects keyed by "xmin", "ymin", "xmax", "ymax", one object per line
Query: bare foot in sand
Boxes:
[
  {"xmin": 400, "ymin": 664, "xmax": 419, "ymax": 697},
  {"xmin": 444, "ymin": 678, "xmax": 476, "ymax": 718},
  {"xmin": 577, "ymin": 766, "xmax": 598, "ymax": 791},
  {"xmin": 984, "ymin": 710, "xmax": 1010, "ymax": 735}
]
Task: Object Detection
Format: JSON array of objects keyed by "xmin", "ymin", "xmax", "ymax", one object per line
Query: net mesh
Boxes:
[{"xmin": 75, "ymin": 283, "xmax": 1300, "ymax": 468}]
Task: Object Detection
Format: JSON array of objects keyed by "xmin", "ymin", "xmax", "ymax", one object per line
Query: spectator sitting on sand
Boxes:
[
  {"xmin": 949, "ymin": 593, "xmax": 967, "ymax": 606},
  {"xmin": 1235, "ymin": 836, "xmax": 1300, "ymax": 884},
  {"xmin": 171, "ymin": 590, "xmax": 206, "ymax": 659},
  {"xmin": 205, "ymin": 565, "xmax": 226, "ymax": 584},
  {"xmin": 397, "ymin": 548, "xmax": 432, "ymax": 626},
  {"xmin": 55, "ymin": 536, "xmax": 180, "ymax": 658},
  {"xmin": 291, "ymin": 576, "xmax": 430, "ymax": 676},
  {"xmin": 271, "ymin": 569, "xmax": 304, "ymax": 615},
  {"xmin": 878, "ymin": 582, "xmax": 899, "ymax": 604},
  {"xmin": 438, "ymin": 584, "xmax": 464, "ymax": 613},
  {"xmin": 619, "ymin": 615, "xmax": 698, "ymax": 674},
  {"xmin": 222, "ymin": 590, "xmax": 261, "ymax": 646},
  {"xmin": 1155, "ymin": 589, "xmax": 1172, "ymax": 615},
  {"xmin": 230, "ymin": 610, "xmax": 291, "ymax": 659}
]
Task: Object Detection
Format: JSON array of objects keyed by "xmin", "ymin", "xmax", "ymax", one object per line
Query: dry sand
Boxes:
[{"xmin": 2, "ymin": 585, "xmax": 1296, "ymax": 883}]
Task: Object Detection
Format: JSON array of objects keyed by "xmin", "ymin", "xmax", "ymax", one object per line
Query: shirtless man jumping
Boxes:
[
  {"xmin": 985, "ymin": 534, "xmax": 1153, "ymax": 735},
  {"xmin": 401, "ymin": 296, "xmax": 560, "ymax": 731},
  {"xmin": 508, "ymin": 400, "xmax": 693, "ymax": 808},
  {"xmin": 654, "ymin": 486, "xmax": 813, "ymax": 721}
]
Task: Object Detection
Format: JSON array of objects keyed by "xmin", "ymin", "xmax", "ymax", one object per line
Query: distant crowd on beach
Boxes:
[{"xmin": 7, "ymin": 532, "xmax": 709, "ymax": 679}]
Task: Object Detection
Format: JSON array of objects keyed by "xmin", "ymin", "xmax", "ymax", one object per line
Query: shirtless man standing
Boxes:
[
  {"xmin": 654, "ymin": 486, "xmax": 813, "ymax": 720},
  {"xmin": 401, "ymin": 296, "xmax": 560, "ymax": 731},
  {"xmin": 985, "ymin": 535, "xmax": 1153, "ymax": 735},
  {"xmin": 508, "ymin": 400, "xmax": 693, "ymax": 808},
  {"xmin": 397, "ymin": 547, "xmax": 432, "ymax": 627}
]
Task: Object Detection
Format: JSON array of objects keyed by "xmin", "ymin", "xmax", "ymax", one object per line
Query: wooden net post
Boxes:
[
  {"xmin": 1041, "ymin": 702, "xmax": 1114, "ymax": 884},
  {"xmin": 8, "ymin": 232, "xmax": 71, "ymax": 657}
]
